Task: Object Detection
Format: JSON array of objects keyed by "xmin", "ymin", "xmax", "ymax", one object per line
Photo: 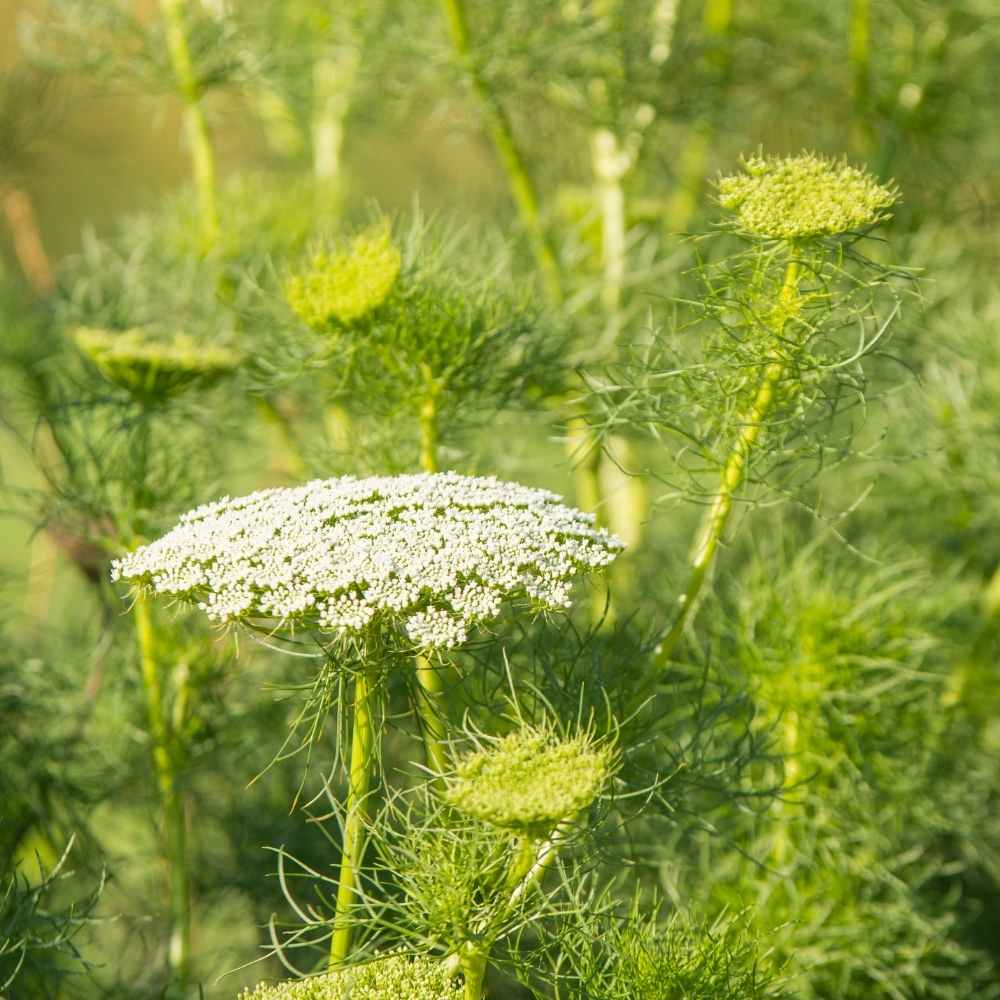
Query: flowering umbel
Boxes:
[
  {"xmin": 716, "ymin": 152, "xmax": 898, "ymax": 240},
  {"xmin": 444, "ymin": 728, "xmax": 614, "ymax": 831},
  {"xmin": 284, "ymin": 224, "xmax": 401, "ymax": 328},
  {"xmin": 72, "ymin": 327, "xmax": 243, "ymax": 405},
  {"xmin": 111, "ymin": 473, "xmax": 623, "ymax": 649},
  {"xmin": 238, "ymin": 953, "xmax": 462, "ymax": 1000}
]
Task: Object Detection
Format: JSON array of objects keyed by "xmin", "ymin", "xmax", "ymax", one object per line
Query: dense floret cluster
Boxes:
[
  {"xmin": 444, "ymin": 728, "xmax": 614, "ymax": 831},
  {"xmin": 285, "ymin": 225, "xmax": 401, "ymax": 327},
  {"xmin": 72, "ymin": 327, "xmax": 243, "ymax": 403},
  {"xmin": 717, "ymin": 153, "xmax": 897, "ymax": 239},
  {"xmin": 111, "ymin": 473, "xmax": 623, "ymax": 649},
  {"xmin": 237, "ymin": 953, "xmax": 462, "ymax": 1000}
]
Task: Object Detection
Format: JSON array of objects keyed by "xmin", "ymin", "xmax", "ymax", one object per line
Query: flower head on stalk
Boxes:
[
  {"xmin": 72, "ymin": 326, "xmax": 243, "ymax": 406},
  {"xmin": 238, "ymin": 953, "xmax": 462, "ymax": 1000},
  {"xmin": 285, "ymin": 224, "xmax": 401, "ymax": 328},
  {"xmin": 111, "ymin": 472, "xmax": 623, "ymax": 650},
  {"xmin": 716, "ymin": 152, "xmax": 898, "ymax": 240},
  {"xmin": 444, "ymin": 726, "xmax": 615, "ymax": 833}
]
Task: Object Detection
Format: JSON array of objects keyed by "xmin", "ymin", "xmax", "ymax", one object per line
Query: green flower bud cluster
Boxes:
[
  {"xmin": 285, "ymin": 225, "xmax": 402, "ymax": 328},
  {"xmin": 237, "ymin": 953, "xmax": 462, "ymax": 1000},
  {"xmin": 444, "ymin": 728, "xmax": 614, "ymax": 832},
  {"xmin": 717, "ymin": 152, "xmax": 898, "ymax": 240},
  {"xmin": 71, "ymin": 326, "xmax": 243, "ymax": 405}
]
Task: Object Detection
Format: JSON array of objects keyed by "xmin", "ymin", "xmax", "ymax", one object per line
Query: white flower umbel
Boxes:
[{"xmin": 112, "ymin": 472, "xmax": 623, "ymax": 650}]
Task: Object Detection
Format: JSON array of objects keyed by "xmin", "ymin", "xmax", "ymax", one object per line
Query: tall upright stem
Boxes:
[
  {"xmin": 134, "ymin": 593, "xmax": 191, "ymax": 994},
  {"xmin": 329, "ymin": 666, "xmax": 377, "ymax": 967},
  {"xmin": 418, "ymin": 369, "xmax": 440, "ymax": 475},
  {"xmin": 160, "ymin": 0, "xmax": 219, "ymax": 251},
  {"xmin": 414, "ymin": 653, "xmax": 449, "ymax": 776},
  {"xmin": 653, "ymin": 259, "xmax": 800, "ymax": 670},
  {"xmin": 850, "ymin": 0, "xmax": 872, "ymax": 151},
  {"xmin": 413, "ymin": 374, "xmax": 450, "ymax": 774},
  {"xmin": 438, "ymin": 0, "xmax": 563, "ymax": 305}
]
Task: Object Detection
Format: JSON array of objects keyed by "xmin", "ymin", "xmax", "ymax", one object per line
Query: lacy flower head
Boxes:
[
  {"xmin": 238, "ymin": 953, "xmax": 462, "ymax": 1000},
  {"xmin": 72, "ymin": 326, "xmax": 243, "ymax": 405},
  {"xmin": 716, "ymin": 152, "xmax": 898, "ymax": 240},
  {"xmin": 111, "ymin": 472, "xmax": 623, "ymax": 649},
  {"xmin": 285, "ymin": 223, "xmax": 402, "ymax": 328},
  {"xmin": 443, "ymin": 727, "xmax": 615, "ymax": 832}
]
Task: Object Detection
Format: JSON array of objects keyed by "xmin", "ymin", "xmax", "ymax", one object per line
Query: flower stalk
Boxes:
[
  {"xmin": 159, "ymin": 0, "xmax": 219, "ymax": 251},
  {"xmin": 329, "ymin": 662, "xmax": 378, "ymax": 967},
  {"xmin": 654, "ymin": 257, "xmax": 801, "ymax": 669},
  {"xmin": 133, "ymin": 592, "xmax": 191, "ymax": 994},
  {"xmin": 438, "ymin": 0, "xmax": 563, "ymax": 306}
]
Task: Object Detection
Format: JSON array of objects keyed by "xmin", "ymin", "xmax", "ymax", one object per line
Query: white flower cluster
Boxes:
[{"xmin": 111, "ymin": 472, "xmax": 623, "ymax": 649}]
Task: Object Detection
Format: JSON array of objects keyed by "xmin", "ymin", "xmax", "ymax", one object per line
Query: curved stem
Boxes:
[
  {"xmin": 438, "ymin": 0, "xmax": 562, "ymax": 305},
  {"xmin": 159, "ymin": 0, "xmax": 219, "ymax": 251},
  {"xmin": 329, "ymin": 666, "xmax": 378, "ymax": 967},
  {"xmin": 654, "ymin": 260, "xmax": 800, "ymax": 671},
  {"xmin": 134, "ymin": 593, "xmax": 191, "ymax": 994}
]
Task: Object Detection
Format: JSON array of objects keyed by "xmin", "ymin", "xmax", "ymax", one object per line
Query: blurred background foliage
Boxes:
[{"xmin": 0, "ymin": 0, "xmax": 998, "ymax": 997}]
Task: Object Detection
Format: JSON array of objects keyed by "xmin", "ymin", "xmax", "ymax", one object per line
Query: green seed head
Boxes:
[
  {"xmin": 444, "ymin": 728, "xmax": 614, "ymax": 833},
  {"xmin": 237, "ymin": 953, "xmax": 462, "ymax": 1000},
  {"xmin": 285, "ymin": 224, "xmax": 402, "ymax": 328},
  {"xmin": 717, "ymin": 152, "xmax": 898, "ymax": 240},
  {"xmin": 71, "ymin": 326, "xmax": 243, "ymax": 405}
]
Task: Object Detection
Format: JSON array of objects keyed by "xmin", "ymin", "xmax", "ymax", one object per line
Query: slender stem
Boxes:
[
  {"xmin": 134, "ymin": 593, "xmax": 191, "ymax": 994},
  {"xmin": 771, "ymin": 707, "xmax": 800, "ymax": 867},
  {"xmin": 850, "ymin": 0, "xmax": 873, "ymax": 151},
  {"xmin": 1, "ymin": 187, "xmax": 55, "ymax": 294},
  {"xmin": 329, "ymin": 666, "xmax": 378, "ymax": 967},
  {"xmin": 653, "ymin": 259, "xmax": 800, "ymax": 670},
  {"xmin": 159, "ymin": 0, "xmax": 219, "ymax": 251},
  {"xmin": 438, "ymin": 0, "xmax": 563, "ymax": 305},
  {"xmin": 414, "ymin": 652, "xmax": 449, "ymax": 775},
  {"xmin": 418, "ymin": 370, "xmax": 440, "ymax": 475}
]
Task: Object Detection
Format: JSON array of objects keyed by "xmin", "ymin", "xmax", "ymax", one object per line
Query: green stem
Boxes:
[
  {"xmin": 850, "ymin": 0, "xmax": 873, "ymax": 151},
  {"xmin": 134, "ymin": 593, "xmax": 191, "ymax": 994},
  {"xmin": 418, "ymin": 370, "xmax": 440, "ymax": 475},
  {"xmin": 438, "ymin": 0, "xmax": 562, "ymax": 305},
  {"xmin": 414, "ymin": 652, "xmax": 449, "ymax": 775},
  {"xmin": 159, "ymin": 0, "xmax": 219, "ymax": 251},
  {"xmin": 329, "ymin": 666, "xmax": 377, "ymax": 967},
  {"xmin": 654, "ymin": 259, "xmax": 800, "ymax": 671},
  {"xmin": 460, "ymin": 945, "xmax": 489, "ymax": 1000}
]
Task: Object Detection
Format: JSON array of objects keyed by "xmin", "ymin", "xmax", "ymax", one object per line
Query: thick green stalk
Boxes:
[
  {"xmin": 134, "ymin": 593, "xmax": 191, "ymax": 994},
  {"xmin": 418, "ymin": 369, "xmax": 440, "ymax": 475},
  {"xmin": 460, "ymin": 946, "xmax": 489, "ymax": 1000},
  {"xmin": 850, "ymin": 0, "xmax": 871, "ymax": 111},
  {"xmin": 414, "ymin": 653, "xmax": 449, "ymax": 775},
  {"xmin": 413, "ymin": 374, "xmax": 451, "ymax": 774},
  {"xmin": 850, "ymin": 0, "xmax": 873, "ymax": 151},
  {"xmin": 159, "ymin": 0, "xmax": 219, "ymax": 251},
  {"xmin": 438, "ymin": 0, "xmax": 562, "ymax": 305},
  {"xmin": 654, "ymin": 259, "xmax": 800, "ymax": 670},
  {"xmin": 329, "ymin": 667, "xmax": 377, "ymax": 967}
]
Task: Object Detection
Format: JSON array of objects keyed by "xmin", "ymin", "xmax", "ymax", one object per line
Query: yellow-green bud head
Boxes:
[
  {"xmin": 716, "ymin": 152, "xmax": 898, "ymax": 240},
  {"xmin": 443, "ymin": 728, "xmax": 614, "ymax": 833},
  {"xmin": 284, "ymin": 224, "xmax": 401, "ymax": 328},
  {"xmin": 71, "ymin": 327, "xmax": 243, "ymax": 405},
  {"xmin": 237, "ymin": 954, "xmax": 462, "ymax": 1000}
]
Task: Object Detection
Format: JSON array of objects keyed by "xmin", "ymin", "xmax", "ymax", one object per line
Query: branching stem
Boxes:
[
  {"xmin": 134, "ymin": 593, "xmax": 191, "ymax": 994},
  {"xmin": 654, "ymin": 259, "xmax": 800, "ymax": 670}
]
